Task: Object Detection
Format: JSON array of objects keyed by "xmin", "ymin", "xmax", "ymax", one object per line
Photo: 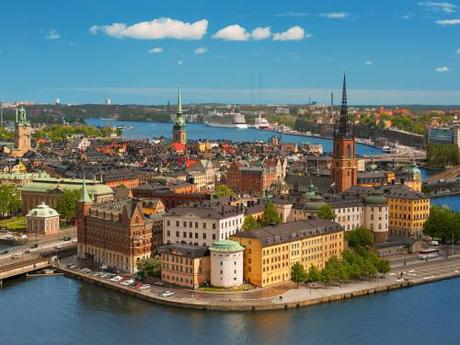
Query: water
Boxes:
[
  {"xmin": 86, "ymin": 119, "xmax": 382, "ymax": 155},
  {"xmin": 1, "ymin": 275, "xmax": 459, "ymax": 345}
]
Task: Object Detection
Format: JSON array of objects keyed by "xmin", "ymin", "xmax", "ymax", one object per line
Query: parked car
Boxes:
[
  {"xmin": 62, "ymin": 236, "xmax": 72, "ymax": 241},
  {"xmin": 55, "ymin": 244, "xmax": 63, "ymax": 249},
  {"xmin": 428, "ymin": 240, "xmax": 439, "ymax": 246},
  {"xmin": 160, "ymin": 290, "xmax": 174, "ymax": 298},
  {"xmin": 30, "ymin": 244, "xmax": 38, "ymax": 249},
  {"xmin": 81, "ymin": 268, "xmax": 92, "ymax": 274},
  {"xmin": 0, "ymin": 250, "xmax": 9, "ymax": 255},
  {"xmin": 110, "ymin": 275, "xmax": 123, "ymax": 282},
  {"xmin": 153, "ymin": 281, "xmax": 165, "ymax": 287},
  {"xmin": 11, "ymin": 254, "xmax": 19, "ymax": 260},
  {"xmin": 139, "ymin": 284, "xmax": 150, "ymax": 291},
  {"xmin": 121, "ymin": 279, "xmax": 135, "ymax": 286}
]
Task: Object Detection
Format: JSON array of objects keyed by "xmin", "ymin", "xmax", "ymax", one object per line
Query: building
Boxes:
[
  {"xmin": 163, "ymin": 204, "xmax": 245, "ymax": 247},
  {"xmin": 21, "ymin": 177, "xmax": 114, "ymax": 214},
  {"xmin": 77, "ymin": 182, "xmax": 153, "ymax": 273},
  {"xmin": 231, "ymin": 219, "xmax": 344, "ymax": 288},
  {"xmin": 172, "ymin": 87, "xmax": 186, "ymax": 149},
  {"xmin": 0, "ymin": 171, "xmax": 50, "ymax": 186},
  {"xmin": 209, "ymin": 240, "xmax": 244, "ymax": 288},
  {"xmin": 225, "ymin": 162, "xmax": 277, "ymax": 195},
  {"xmin": 402, "ymin": 162, "xmax": 423, "ymax": 192},
  {"xmin": 331, "ymin": 75, "xmax": 357, "ymax": 193},
  {"xmin": 159, "ymin": 243, "xmax": 210, "ymax": 289},
  {"xmin": 11, "ymin": 107, "xmax": 32, "ymax": 158},
  {"xmin": 426, "ymin": 127, "xmax": 453, "ymax": 145},
  {"xmin": 25, "ymin": 202, "xmax": 60, "ymax": 236},
  {"xmin": 386, "ymin": 185, "xmax": 430, "ymax": 239}
]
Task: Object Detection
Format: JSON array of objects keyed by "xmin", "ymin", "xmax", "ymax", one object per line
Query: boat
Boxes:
[
  {"xmin": 254, "ymin": 114, "xmax": 271, "ymax": 130},
  {"xmin": 204, "ymin": 110, "xmax": 248, "ymax": 129}
]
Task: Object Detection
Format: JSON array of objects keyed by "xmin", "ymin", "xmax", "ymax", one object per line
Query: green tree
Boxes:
[
  {"xmin": 261, "ymin": 202, "xmax": 282, "ymax": 226},
  {"xmin": 56, "ymin": 189, "xmax": 81, "ymax": 224},
  {"xmin": 242, "ymin": 215, "xmax": 261, "ymax": 231},
  {"xmin": 318, "ymin": 204, "xmax": 336, "ymax": 221},
  {"xmin": 213, "ymin": 184, "xmax": 236, "ymax": 198},
  {"xmin": 375, "ymin": 258, "xmax": 390, "ymax": 276},
  {"xmin": 346, "ymin": 227, "xmax": 373, "ymax": 249},
  {"xmin": 137, "ymin": 258, "xmax": 161, "ymax": 279},
  {"xmin": 320, "ymin": 266, "xmax": 332, "ymax": 287},
  {"xmin": 0, "ymin": 185, "xmax": 22, "ymax": 218},
  {"xmin": 290, "ymin": 262, "xmax": 307, "ymax": 287},
  {"xmin": 306, "ymin": 264, "xmax": 321, "ymax": 282},
  {"xmin": 423, "ymin": 205, "xmax": 457, "ymax": 242}
]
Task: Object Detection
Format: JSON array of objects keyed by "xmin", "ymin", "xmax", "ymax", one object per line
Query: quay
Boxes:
[{"xmin": 56, "ymin": 256, "xmax": 460, "ymax": 312}]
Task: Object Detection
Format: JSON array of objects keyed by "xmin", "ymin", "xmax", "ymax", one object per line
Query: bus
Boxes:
[{"xmin": 418, "ymin": 248, "xmax": 439, "ymax": 260}]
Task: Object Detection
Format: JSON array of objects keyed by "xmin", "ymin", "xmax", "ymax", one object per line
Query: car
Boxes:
[
  {"xmin": 110, "ymin": 275, "xmax": 123, "ymax": 282},
  {"xmin": 160, "ymin": 290, "xmax": 174, "ymax": 298},
  {"xmin": 139, "ymin": 284, "xmax": 150, "ymax": 291},
  {"xmin": 0, "ymin": 250, "xmax": 9, "ymax": 255},
  {"xmin": 153, "ymin": 281, "xmax": 165, "ymax": 287},
  {"xmin": 428, "ymin": 240, "xmax": 439, "ymax": 246},
  {"xmin": 121, "ymin": 279, "xmax": 135, "ymax": 286},
  {"xmin": 11, "ymin": 254, "xmax": 19, "ymax": 260},
  {"xmin": 62, "ymin": 236, "xmax": 72, "ymax": 241},
  {"xmin": 55, "ymin": 244, "xmax": 63, "ymax": 249},
  {"xmin": 81, "ymin": 268, "xmax": 92, "ymax": 274},
  {"xmin": 30, "ymin": 244, "xmax": 38, "ymax": 249}
]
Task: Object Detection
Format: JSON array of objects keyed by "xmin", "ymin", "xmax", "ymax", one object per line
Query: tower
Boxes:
[
  {"xmin": 12, "ymin": 107, "xmax": 31, "ymax": 158},
  {"xmin": 331, "ymin": 75, "xmax": 357, "ymax": 193},
  {"xmin": 76, "ymin": 178, "xmax": 93, "ymax": 259},
  {"xmin": 172, "ymin": 87, "xmax": 186, "ymax": 145}
]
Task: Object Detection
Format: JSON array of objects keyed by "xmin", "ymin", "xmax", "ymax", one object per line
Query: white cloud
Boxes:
[
  {"xmin": 177, "ymin": 60, "xmax": 183, "ymax": 65},
  {"xmin": 90, "ymin": 17, "xmax": 208, "ymax": 40},
  {"xmin": 251, "ymin": 27, "xmax": 271, "ymax": 40},
  {"xmin": 45, "ymin": 29, "xmax": 60, "ymax": 40},
  {"xmin": 436, "ymin": 18, "xmax": 460, "ymax": 25},
  {"xmin": 365, "ymin": 60, "xmax": 373, "ymax": 65},
  {"xmin": 435, "ymin": 65, "xmax": 450, "ymax": 72},
  {"xmin": 212, "ymin": 25, "xmax": 250, "ymax": 41},
  {"xmin": 212, "ymin": 25, "xmax": 272, "ymax": 41},
  {"xmin": 273, "ymin": 26, "xmax": 308, "ymax": 41},
  {"xmin": 456, "ymin": 48, "xmax": 460, "ymax": 54},
  {"xmin": 149, "ymin": 47, "xmax": 163, "ymax": 54},
  {"xmin": 275, "ymin": 12, "xmax": 310, "ymax": 18},
  {"xmin": 320, "ymin": 12, "xmax": 350, "ymax": 19},
  {"xmin": 194, "ymin": 47, "xmax": 207, "ymax": 55},
  {"xmin": 418, "ymin": 1, "xmax": 456, "ymax": 13}
]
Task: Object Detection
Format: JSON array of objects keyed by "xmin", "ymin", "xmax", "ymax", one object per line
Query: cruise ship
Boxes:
[
  {"xmin": 204, "ymin": 111, "xmax": 248, "ymax": 129},
  {"xmin": 254, "ymin": 114, "xmax": 271, "ymax": 130}
]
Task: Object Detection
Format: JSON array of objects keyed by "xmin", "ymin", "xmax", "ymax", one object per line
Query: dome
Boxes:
[
  {"xmin": 367, "ymin": 161, "xmax": 378, "ymax": 171},
  {"xmin": 365, "ymin": 190, "xmax": 387, "ymax": 205},
  {"xmin": 406, "ymin": 162, "xmax": 421, "ymax": 179},
  {"xmin": 304, "ymin": 195, "xmax": 328, "ymax": 211},
  {"xmin": 304, "ymin": 182, "xmax": 319, "ymax": 198},
  {"xmin": 209, "ymin": 240, "xmax": 244, "ymax": 253},
  {"xmin": 26, "ymin": 202, "xmax": 59, "ymax": 218}
]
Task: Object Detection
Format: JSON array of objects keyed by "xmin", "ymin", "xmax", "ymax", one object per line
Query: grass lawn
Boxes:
[
  {"xmin": 198, "ymin": 284, "xmax": 255, "ymax": 293},
  {"xmin": 0, "ymin": 216, "xmax": 26, "ymax": 231}
]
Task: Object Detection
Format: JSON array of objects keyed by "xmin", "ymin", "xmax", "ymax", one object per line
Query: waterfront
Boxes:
[
  {"xmin": 1, "ymin": 275, "xmax": 459, "ymax": 345},
  {"xmin": 86, "ymin": 119, "xmax": 382, "ymax": 155}
]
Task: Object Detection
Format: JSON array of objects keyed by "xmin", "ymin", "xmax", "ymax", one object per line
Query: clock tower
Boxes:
[
  {"xmin": 331, "ymin": 75, "xmax": 357, "ymax": 193},
  {"xmin": 172, "ymin": 87, "xmax": 186, "ymax": 145}
]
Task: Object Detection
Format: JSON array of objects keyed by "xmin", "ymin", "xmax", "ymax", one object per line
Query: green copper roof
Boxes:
[
  {"xmin": 26, "ymin": 202, "xmax": 59, "ymax": 218},
  {"xmin": 209, "ymin": 240, "xmax": 244, "ymax": 252},
  {"xmin": 20, "ymin": 177, "xmax": 113, "ymax": 196},
  {"xmin": 406, "ymin": 161, "xmax": 421, "ymax": 179},
  {"xmin": 79, "ymin": 178, "xmax": 93, "ymax": 203}
]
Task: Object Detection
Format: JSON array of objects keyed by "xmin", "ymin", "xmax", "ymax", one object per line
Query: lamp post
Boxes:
[{"xmin": 21, "ymin": 234, "xmax": 27, "ymax": 260}]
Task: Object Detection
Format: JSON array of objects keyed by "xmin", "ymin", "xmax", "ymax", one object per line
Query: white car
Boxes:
[
  {"xmin": 139, "ymin": 284, "xmax": 150, "ymax": 291},
  {"xmin": 121, "ymin": 279, "xmax": 135, "ymax": 286},
  {"xmin": 160, "ymin": 290, "xmax": 174, "ymax": 298},
  {"xmin": 110, "ymin": 275, "xmax": 123, "ymax": 282}
]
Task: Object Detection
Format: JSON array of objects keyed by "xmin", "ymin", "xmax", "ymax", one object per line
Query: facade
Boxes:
[
  {"xmin": 209, "ymin": 240, "xmax": 244, "ymax": 288},
  {"xmin": 25, "ymin": 202, "xmax": 60, "ymax": 236},
  {"xmin": 21, "ymin": 177, "xmax": 114, "ymax": 214},
  {"xmin": 172, "ymin": 87, "xmax": 186, "ymax": 146},
  {"xmin": 159, "ymin": 244, "xmax": 210, "ymax": 289},
  {"xmin": 386, "ymin": 185, "xmax": 430, "ymax": 239},
  {"xmin": 163, "ymin": 204, "xmax": 245, "ymax": 247},
  {"xmin": 77, "ymin": 183, "xmax": 153, "ymax": 273},
  {"xmin": 225, "ymin": 162, "xmax": 277, "ymax": 195},
  {"xmin": 231, "ymin": 219, "xmax": 344, "ymax": 288},
  {"xmin": 331, "ymin": 76, "xmax": 357, "ymax": 193}
]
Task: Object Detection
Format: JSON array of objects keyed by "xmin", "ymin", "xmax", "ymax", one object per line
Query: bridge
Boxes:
[
  {"xmin": 426, "ymin": 165, "xmax": 460, "ymax": 183},
  {"xmin": 0, "ymin": 257, "xmax": 50, "ymax": 284},
  {"xmin": 361, "ymin": 153, "xmax": 426, "ymax": 164}
]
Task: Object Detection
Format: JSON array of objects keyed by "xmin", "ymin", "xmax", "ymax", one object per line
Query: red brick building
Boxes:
[{"xmin": 225, "ymin": 162, "xmax": 277, "ymax": 195}]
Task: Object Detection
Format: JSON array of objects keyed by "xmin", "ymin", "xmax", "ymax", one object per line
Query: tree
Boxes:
[
  {"xmin": 242, "ymin": 215, "xmax": 261, "ymax": 231},
  {"xmin": 261, "ymin": 202, "xmax": 282, "ymax": 226},
  {"xmin": 213, "ymin": 184, "xmax": 236, "ymax": 198},
  {"xmin": 423, "ymin": 205, "xmax": 457, "ymax": 242},
  {"xmin": 375, "ymin": 259, "xmax": 390, "ymax": 276},
  {"xmin": 306, "ymin": 265, "xmax": 321, "ymax": 282},
  {"xmin": 0, "ymin": 185, "xmax": 22, "ymax": 218},
  {"xmin": 56, "ymin": 189, "xmax": 81, "ymax": 224},
  {"xmin": 318, "ymin": 204, "xmax": 336, "ymax": 221},
  {"xmin": 320, "ymin": 266, "xmax": 332, "ymax": 287},
  {"xmin": 346, "ymin": 227, "xmax": 373, "ymax": 249},
  {"xmin": 137, "ymin": 258, "xmax": 161, "ymax": 279},
  {"xmin": 290, "ymin": 262, "xmax": 307, "ymax": 287}
]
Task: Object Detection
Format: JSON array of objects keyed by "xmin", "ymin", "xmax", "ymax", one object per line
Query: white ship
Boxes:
[
  {"xmin": 254, "ymin": 114, "xmax": 271, "ymax": 129},
  {"xmin": 204, "ymin": 110, "xmax": 248, "ymax": 129}
]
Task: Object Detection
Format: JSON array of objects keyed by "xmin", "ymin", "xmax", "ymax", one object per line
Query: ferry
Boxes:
[{"xmin": 204, "ymin": 111, "xmax": 248, "ymax": 129}]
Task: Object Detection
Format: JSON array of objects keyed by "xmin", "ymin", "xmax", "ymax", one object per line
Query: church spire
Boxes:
[
  {"xmin": 177, "ymin": 85, "xmax": 182, "ymax": 115},
  {"xmin": 79, "ymin": 177, "xmax": 92, "ymax": 203},
  {"xmin": 336, "ymin": 74, "xmax": 352, "ymax": 138}
]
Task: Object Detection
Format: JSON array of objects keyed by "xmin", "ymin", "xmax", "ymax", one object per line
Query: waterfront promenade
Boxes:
[{"xmin": 58, "ymin": 255, "xmax": 460, "ymax": 312}]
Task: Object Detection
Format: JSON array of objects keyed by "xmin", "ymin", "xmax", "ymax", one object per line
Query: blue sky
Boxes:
[{"xmin": 1, "ymin": 0, "xmax": 460, "ymax": 105}]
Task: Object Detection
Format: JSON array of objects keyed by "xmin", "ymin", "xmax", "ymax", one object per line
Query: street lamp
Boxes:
[{"xmin": 21, "ymin": 234, "xmax": 27, "ymax": 260}]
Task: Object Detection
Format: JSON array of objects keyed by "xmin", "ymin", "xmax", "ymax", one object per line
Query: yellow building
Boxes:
[
  {"xmin": 403, "ymin": 162, "xmax": 422, "ymax": 192},
  {"xmin": 386, "ymin": 185, "xmax": 430, "ymax": 239},
  {"xmin": 231, "ymin": 219, "xmax": 344, "ymax": 288}
]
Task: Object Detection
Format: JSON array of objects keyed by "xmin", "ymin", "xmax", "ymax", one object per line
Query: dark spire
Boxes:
[{"xmin": 335, "ymin": 74, "xmax": 352, "ymax": 138}]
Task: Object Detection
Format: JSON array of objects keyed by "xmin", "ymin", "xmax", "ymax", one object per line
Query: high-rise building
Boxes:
[
  {"xmin": 331, "ymin": 75, "xmax": 357, "ymax": 193},
  {"xmin": 172, "ymin": 87, "xmax": 186, "ymax": 147}
]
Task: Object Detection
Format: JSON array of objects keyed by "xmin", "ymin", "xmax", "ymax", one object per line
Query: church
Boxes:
[
  {"xmin": 171, "ymin": 87, "xmax": 186, "ymax": 154},
  {"xmin": 10, "ymin": 107, "xmax": 32, "ymax": 158}
]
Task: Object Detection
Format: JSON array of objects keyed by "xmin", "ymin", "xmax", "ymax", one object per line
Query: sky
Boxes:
[{"xmin": 1, "ymin": 0, "xmax": 460, "ymax": 105}]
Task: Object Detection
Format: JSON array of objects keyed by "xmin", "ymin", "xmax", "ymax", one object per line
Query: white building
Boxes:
[
  {"xmin": 163, "ymin": 205, "xmax": 245, "ymax": 247},
  {"xmin": 26, "ymin": 202, "xmax": 60, "ymax": 236},
  {"xmin": 209, "ymin": 240, "xmax": 244, "ymax": 288}
]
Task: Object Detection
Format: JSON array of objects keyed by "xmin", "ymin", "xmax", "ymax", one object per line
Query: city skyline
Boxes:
[{"xmin": 1, "ymin": 0, "xmax": 460, "ymax": 104}]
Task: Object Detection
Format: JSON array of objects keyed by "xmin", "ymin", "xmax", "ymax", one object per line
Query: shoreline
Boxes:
[{"xmin": 56, "ymin": 256, "xmax": 460, "ymax": 312}]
